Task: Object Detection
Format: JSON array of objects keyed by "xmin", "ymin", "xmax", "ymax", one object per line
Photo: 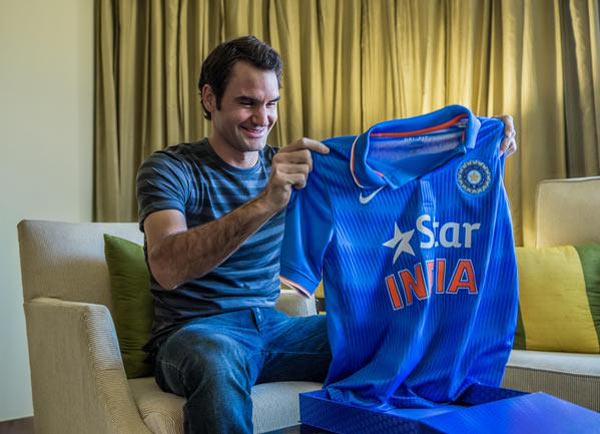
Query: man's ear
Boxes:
[{"xmin": 201, "ymin": 84, "xmax": 216, "ymax": 113}]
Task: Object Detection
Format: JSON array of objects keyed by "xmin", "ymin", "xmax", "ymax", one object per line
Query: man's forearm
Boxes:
[{"xmin": 150, "ymin": 194, "xmax": 279, "ymax": 289}]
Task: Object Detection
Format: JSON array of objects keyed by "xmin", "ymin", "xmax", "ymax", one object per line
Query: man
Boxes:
[
  {"xmin": 137, "ymin": 36, "xmax": 331, "ymax": 434},
  {"xmin": 136, "ymin": 36, "xmax": 517, "ymax": 434}
]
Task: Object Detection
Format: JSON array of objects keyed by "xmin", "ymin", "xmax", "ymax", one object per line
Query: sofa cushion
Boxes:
[
  {"xmin": 104, "ymin": 234, "xmax": 154, "ymax": 378},
  {"xmin": 503, "ymin": 349, "xmax": 600, "ymax": 411},
  {"xmin": 128, "ymin": 377, "xmax": 321, "ymax": 433},
  {"xmin": 515, "ymin": 244, "xmax": 600, "ymax": 353},
  {"xmin": 535, "ymin": 177, "xmax": 600, "ymax": 247}
]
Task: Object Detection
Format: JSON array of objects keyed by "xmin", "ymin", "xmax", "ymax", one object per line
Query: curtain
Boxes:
[{"xmin": 95, "ymin": 0, "xmax": 600, "ymax": 246}]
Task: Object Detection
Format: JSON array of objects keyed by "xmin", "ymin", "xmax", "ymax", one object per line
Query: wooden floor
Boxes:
[{"xmin": 0, "ymin": 417, "xmax": 34, "ymax": 434}]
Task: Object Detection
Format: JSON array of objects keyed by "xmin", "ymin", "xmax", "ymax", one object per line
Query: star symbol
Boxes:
[{"xmin": 383, "ymin": 223, "xmax": 415, "ymax": 263}]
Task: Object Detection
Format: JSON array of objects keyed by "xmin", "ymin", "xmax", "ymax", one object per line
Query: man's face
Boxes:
[{"xmin": 205, "ymin": 61, "xmax": 279, "ymax": 153}]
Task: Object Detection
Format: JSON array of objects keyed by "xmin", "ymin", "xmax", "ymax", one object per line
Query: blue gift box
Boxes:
[{"xmin": 299, "ymin": 384, "xmax": 600, "ymax": 433}]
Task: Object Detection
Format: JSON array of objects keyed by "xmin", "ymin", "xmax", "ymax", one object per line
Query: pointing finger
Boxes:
[{"xmin": 287, "ymin": 138, "xmax": 330, "ymax": 155}]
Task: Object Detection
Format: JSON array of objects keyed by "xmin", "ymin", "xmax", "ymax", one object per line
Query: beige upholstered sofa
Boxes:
[
  {"xmin": 501, "ymin": 176, "xmax": 600, "ymax": 411},
  {"xmin": 18, "ymin": 221, "xmax": 321, "ymax": 434},
  {"xmin": 17, "ymin": 176, "xmax": 600, "ymax": 433}
]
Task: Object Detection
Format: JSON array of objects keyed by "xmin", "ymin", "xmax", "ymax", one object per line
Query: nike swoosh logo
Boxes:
[{"xmin": 358, "ymin": 186, "xmax": 384, "ymax": 205}]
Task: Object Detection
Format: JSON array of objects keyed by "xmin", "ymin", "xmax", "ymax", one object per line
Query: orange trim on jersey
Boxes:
[
  {"xmin": 370, "ymin": 114, "xmax": 468, "ymax": 139},
  {"xmin": 280, "ymin": 276, "xmax": 312, "ymax": 298},
  {"xmin": 350, "ymin": 134, "xmax": 386, "ymax": 188},
  {"xmin": 350, "ymin": 114, "xmax": 467, "ymax": 188},
  {"xmin": 349, "ymin": 135, "xmax": 365, "ymax": 188}
]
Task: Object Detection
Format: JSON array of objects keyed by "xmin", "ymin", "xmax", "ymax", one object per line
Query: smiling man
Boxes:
[{"xmin": 136, "ymin": 36, "xmax": 331, "ymax": 434}]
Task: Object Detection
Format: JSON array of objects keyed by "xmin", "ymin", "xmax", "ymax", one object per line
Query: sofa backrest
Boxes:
[
  {"xmin": 17, "ymin": 177, "xmax": 598, "ymax": 306},
  {"xmin": 18, "ymin": 220, "xmax": 143, "ymax": 310},
  {"xmin": 536, "ymin": 176, "xmax": 600, "ymax": 247}
]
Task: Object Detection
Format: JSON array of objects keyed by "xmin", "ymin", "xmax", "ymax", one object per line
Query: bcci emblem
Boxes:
[{"xmin": 457, "ymin": 160, "xmax": 491, "ymax": 195}]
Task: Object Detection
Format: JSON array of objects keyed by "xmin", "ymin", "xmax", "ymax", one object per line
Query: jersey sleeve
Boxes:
[
  {"xmin": 279, "ymin": 169, "xmax": 334, "ymax": 297},
  {"xmin": 136, "ymin": 151, "xmax": 191, "ymax": 232}
]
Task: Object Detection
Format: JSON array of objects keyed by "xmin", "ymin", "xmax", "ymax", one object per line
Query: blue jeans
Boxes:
[{"xmin": 154, "ymin": 307, "xmax": 330, "ymax": 434}]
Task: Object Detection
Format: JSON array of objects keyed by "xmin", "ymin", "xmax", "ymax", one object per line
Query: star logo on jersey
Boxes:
[{"xmin": 383, "ymin": 223, "xmax": 415, "ymax": 263}]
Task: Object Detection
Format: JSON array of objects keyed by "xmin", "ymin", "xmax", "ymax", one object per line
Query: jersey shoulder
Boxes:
[
  {"xmin": 476, "ymin": 117, "xmax": 505, "ymax": 147},
  {"xmin": 315, "ymin": 135, "xmax": 356, "ymax": 174}
]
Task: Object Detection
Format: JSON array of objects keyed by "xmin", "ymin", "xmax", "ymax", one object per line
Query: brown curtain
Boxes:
[{"xmin": 95, "ymin": 0, "xmax": 600, "ymax": 246}]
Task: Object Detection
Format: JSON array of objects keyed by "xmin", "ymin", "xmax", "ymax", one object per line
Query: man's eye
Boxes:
[{"xmin": 267, "ymin": 102, "xmax": 278, "ymax": 107}]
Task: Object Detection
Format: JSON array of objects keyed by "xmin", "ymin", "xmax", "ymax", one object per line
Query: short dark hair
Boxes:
[{"xmin": 198, "ymin": 36, "xmax": 283, "ymax": 120}]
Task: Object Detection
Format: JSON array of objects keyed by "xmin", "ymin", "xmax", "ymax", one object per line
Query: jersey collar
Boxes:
[{"xmin": 350, "ymin": 105, "xmax": 481, "ymax": 190}]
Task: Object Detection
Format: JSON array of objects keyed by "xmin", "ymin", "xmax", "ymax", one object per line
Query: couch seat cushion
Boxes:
[
  {"xmin": 129, "ymin": 377, "xmax": 321, "ymax": 433},
  {"xmin": 502, "ymin": 349, "xmax": 600, "ymax": 411},
  {"xmin": 507, "ymin": 349, "xmax": 600, "ymax": 375}
]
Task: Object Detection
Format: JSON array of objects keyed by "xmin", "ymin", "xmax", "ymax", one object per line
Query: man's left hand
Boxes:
[{"xmin": 495, "ymin": 115, "xmax": 517, "ymax": 157}]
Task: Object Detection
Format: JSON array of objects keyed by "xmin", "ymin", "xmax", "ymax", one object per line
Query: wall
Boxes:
[{"xmin": 0, "ymin": 0, "xmax": 94, "ymax": 421}]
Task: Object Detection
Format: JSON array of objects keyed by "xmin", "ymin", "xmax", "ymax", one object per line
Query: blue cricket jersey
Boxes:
[{"xmin": 280, "ymin": 105, "xmax": 518, "ymax": 409}]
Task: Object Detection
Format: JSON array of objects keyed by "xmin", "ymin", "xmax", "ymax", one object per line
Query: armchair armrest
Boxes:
[
  {"xmin": 24, "ymin": 297, "xmax": 151, "ymax": 434},
  {"xmin": 275, "ymin": 289, "xmax": 317, "ymax": 317}
]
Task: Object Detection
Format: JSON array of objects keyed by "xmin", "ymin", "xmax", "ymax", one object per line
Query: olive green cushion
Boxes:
[{"xmin": 103, "ymin": 234, "xmax": 154, "ymax": 378}]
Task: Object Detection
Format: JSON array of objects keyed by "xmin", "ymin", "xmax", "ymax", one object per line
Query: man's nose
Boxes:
[{"xmin": 252, "ymin": 106, "xmax": 269, "ymax": 126}]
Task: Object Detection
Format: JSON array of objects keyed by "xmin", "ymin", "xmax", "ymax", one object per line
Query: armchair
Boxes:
[{"xmin": 18, "ymin": 220, "xmax": 320, "ymax": 434}]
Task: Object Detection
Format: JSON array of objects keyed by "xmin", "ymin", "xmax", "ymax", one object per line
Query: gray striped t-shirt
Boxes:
[{"xmin": 136, "ymin": 138, "xmax": 284, "ymax": 352}]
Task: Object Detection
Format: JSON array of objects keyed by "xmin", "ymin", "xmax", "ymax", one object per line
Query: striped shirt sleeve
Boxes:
[{"xmin": 136, "ymin": 151, "xmax": 192, "ymax": 232}]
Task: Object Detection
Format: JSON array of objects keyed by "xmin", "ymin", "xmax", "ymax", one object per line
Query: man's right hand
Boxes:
[{"xmin": 261, "ymin": 138, "xmax": 329, "ymax": 212}]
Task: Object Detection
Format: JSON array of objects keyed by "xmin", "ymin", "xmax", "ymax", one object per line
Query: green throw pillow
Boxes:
[
  {"xmin": 103, "ymin": 234, "xmax": 154, "ymax": 378},
  {"xmin": 514, "ymin": 244, "xmax": 600, "ymax": 353}
]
